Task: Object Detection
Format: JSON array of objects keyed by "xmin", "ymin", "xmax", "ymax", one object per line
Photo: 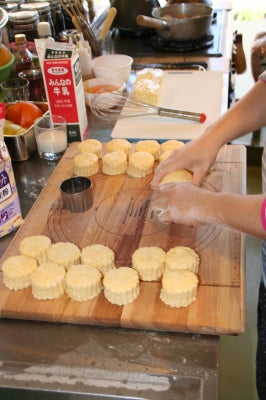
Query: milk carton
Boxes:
[{"xmin": 36, "ymin": 40, "xmax": 88, "ymax": 142}]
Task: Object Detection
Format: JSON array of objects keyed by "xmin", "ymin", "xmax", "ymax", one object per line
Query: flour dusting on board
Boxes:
[{"xmin": 0, "ymin": 103, "xmax": 23, "ymax": 237}]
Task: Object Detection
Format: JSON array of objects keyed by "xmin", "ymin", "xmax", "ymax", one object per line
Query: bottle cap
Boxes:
[
  {"xmin": 37, "ymin": 21, "xmax": 52, "ymax": 37},
  {"xmin": 15, "ymin": 34, "xmax": 27, "ymax": 45}
]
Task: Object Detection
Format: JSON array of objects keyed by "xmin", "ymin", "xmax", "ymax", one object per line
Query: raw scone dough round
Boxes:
[
  {"xmin": 66, "ymin": 264, "xmax": 102, "ymax": 301},
  {"xmin": 19, "ymin": 235, "xmax": 51, "ymax": 264},
  {"xmin": 127, "ymin": 151, "xmax": 154, "ymax": 178},
  {"xmin": 73, "ymin": 152, "xmax": 99, "ymax": 177},
  {"xmin": 77, "ymin": 139, "xmax": 102, "ymax": 158},
  {"xmin": 103, "ymin": 266, "xmax": 140, "ymax": 305},
  {"xmin": 132, "ymin": 246, "xmax": 166, "ymax": 281},
  {"xmin": 160, "ymin": 269, "xmax": 198, "ymax": 308},
  {"xmin": 158, "ymin": 169, "xmax": 193, "ymax": 186},
  {"xmin": 159, "ymin": 150, "xmax": 172, "ymax": 163},
  {"xmin": 160, "ymin": 139, "xmax": 184, "ymax": 154},
  {"xmin": 135, "ymin": 140, "xmax": 160, "ymax": 161},
  {"xmin": 106, "ymin": 139, "xmax": 132, "ymax": 159},
  {"xmin": 31, "ymin": 262, "xmax": 66, "ymax": 300},
  {"xmin": 102, "ymin": 151, "xmax": 127, "ymax": 175},
  {"xmin": 81, "ymin": 244, "xmax": 115, "ymax": 275},
  {"xmin": 2, "ymin": 255, "xmax": 37, "ymax": 290},
  {"xmin": 165, "ymin": 246, "xmax": 200, "ymax": 273},
  {"xmin": 47, "ymin": 242, "xmax": 81, "ymax": 270}
]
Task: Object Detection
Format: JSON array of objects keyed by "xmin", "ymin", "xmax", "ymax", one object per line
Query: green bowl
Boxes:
[{"xmin": 0, "ymin": 53, "xmax": 15, "ymax": 84}]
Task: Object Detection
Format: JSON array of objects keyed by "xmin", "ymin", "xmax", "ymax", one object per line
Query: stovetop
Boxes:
[{"xmin": 112, "ymin": 9, "xmax": 224, "ymax": 58}]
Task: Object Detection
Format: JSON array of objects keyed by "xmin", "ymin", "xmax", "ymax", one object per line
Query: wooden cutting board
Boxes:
[{"xmin": 0, "ymin": 143, "xmax": 246, "ymax": 335}]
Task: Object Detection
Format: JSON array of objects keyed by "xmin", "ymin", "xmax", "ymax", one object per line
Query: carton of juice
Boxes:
[{"xmin": 36, "ymin": 40, "xmax": 88, "ymax": 142}]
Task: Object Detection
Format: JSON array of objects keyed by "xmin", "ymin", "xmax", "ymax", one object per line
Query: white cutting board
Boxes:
[{"xmin": 111, "ymin": 70, "xmax": 224, "ymax": 141}]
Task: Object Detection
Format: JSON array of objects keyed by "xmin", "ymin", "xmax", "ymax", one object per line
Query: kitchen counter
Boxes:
[{"xmin": 0, "ymin": 319, "xmax": 219, "ymax": 399}]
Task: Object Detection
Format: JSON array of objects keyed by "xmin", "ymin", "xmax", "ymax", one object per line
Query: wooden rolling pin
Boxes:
[{"xmin": 99, "ymin": 7, "xmax": 117, "ymax": 41}]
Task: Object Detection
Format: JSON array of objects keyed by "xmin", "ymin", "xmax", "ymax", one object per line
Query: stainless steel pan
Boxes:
[{"xmin": 136, "ymin": 3, "xmax": 213, "ymax": 41}]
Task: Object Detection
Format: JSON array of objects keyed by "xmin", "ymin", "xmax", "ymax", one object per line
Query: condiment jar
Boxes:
[
  {"xmin": 7, "ymin": 10, "xmax": 39, "ymax": 42},
  {"xmin": 20, "ymin": 2, "xmax": 55, "ymax": 39}
]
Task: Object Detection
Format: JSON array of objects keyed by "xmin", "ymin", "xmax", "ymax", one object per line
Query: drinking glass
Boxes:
[
  {"xmin": 18, "ymin": 70, "xmax": 46, "ymax": 102},
  {"xmin": 0, "ymin": 77, "xmax": 30, "ymax": 102},
  {"xmin": 34, "ymin": 114, "xmax": 67, "ymax": 161}
]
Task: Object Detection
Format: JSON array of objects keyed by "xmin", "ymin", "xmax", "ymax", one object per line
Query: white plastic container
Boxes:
[{"xmin": 92, "ymin": 54, "xmax": 133, "ymax": 83}]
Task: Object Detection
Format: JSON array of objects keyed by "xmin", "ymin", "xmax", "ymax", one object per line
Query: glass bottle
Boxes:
[
  {"xmin": 48, "ymin": 0, "xmax": 66, "ymax": 41},
  {"xmin": 13, "ymin": 33, "xmax": 33, "ymax": 73}
]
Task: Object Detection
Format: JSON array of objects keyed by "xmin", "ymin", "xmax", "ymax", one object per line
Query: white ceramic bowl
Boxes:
[
  {"xmin": 92, "ymin": 54, "xmax": 133, "ymax": 83},
  {"xmin": 83, "ymin": 77, "xmax": 126, "ymax": 108}
]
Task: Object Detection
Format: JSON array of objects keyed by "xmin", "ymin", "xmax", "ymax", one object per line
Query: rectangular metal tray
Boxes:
[{"xmin": 4, "ymin": 102, "xmax": 48, "ymax": 162}]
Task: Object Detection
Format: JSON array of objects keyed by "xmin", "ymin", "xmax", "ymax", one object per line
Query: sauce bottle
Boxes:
[{"xmin": 13, "ymin": 33, "xmax": 33, "ymax": 73}]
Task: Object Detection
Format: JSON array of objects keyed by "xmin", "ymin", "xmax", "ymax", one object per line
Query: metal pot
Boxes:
[
  {"xmin": 167, "ymin": 0, "xmax": 213, "ymax": 6},
  {"xmin": 136, "ymin": 3, "xmax": 213, "ymax": 41},
  {"xmin": 110, "ymin": 0, "xmax": 160, "ymax": 32}
]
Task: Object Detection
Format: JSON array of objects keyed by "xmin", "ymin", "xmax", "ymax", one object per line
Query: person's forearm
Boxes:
[
  {"xmin": 151, "ymin": 182, "xmax": 266, "ymax": 239},
  {"xmin": 151, "ymin": 80, "xmax": 266, "ymax": 189},
  {"xmin": 206, "ymin": 192, "xmax": 266, "ymax": 240}
]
